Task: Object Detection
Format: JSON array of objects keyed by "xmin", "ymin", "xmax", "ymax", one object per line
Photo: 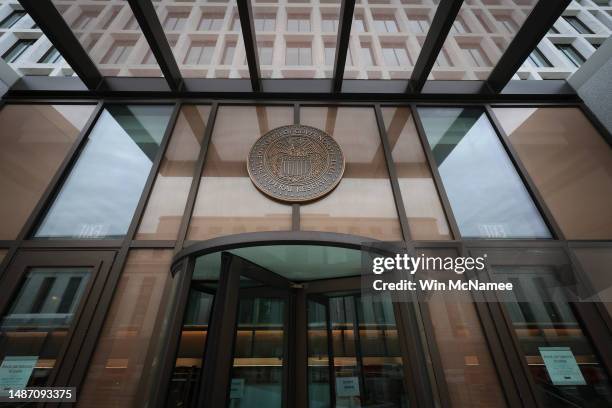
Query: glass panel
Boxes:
[
  {"xmin": 300, "ymin": 107, "xmax": 402, "ymax": 241},
  {"xmin": 382, "ymin": 107, "xmax": 451, "ymax": 240},
  {"xmin": 418, "ymin": 107, "xmax": 550, "ymax": 239},
  {"xmin": 330, "ymin": 293, "xmax": 409, "ymax": 407},
  {"xmin": 494, "ymin": 265, "xmax": 612, "ymax": 407},
  {"xmin": 79, "ymin": 250, "xmax": 175, "ymax": 407},
  {"xmin": 0, "ymin": 104, "xmax": 95, "ymax": 240},
  {"xmin": 492, "ymin": 107, "xmax": 612, "ymax": 239},
  {"xmin": 35, "ymin": 105, "xmax": 173, "ymax": 239},
  {"xmin": 430, "ymin": 1, "xmax": 537, "ymax": 80},
  {"xmin": 420, "ymin": 248, "xmax": 506, "ymax": 407},
  {"xmin": 154, "ymin": 4, "xmax": 249, "ymax": 79},
  {"xmin": 228, "ymin": 297, "xmax": 286, "ymax": 408},
  {"xmin": 571, "ymin": 246, "xmax": 612, "ymax": 320},
  {"xmin": 187, "ymin": 106, "xmax": 293, "ymax": 241},
  {"xmin": 308, "ymin": 300, "xmax": 331, "ymax": 408},
  {"xmin": 344, "ymin": 1, "xmax": 440, "ymax": 80},
  {"xmin": 53, "ymin": 0, "xmax": 163, "ymax": 76},
  {"xmin": 0, "ymin": 267, "xmax": 91, "ymax": 387},
  {"xmin": 165, "ymin": 289, "xmax": 215, "ymax": 408},
  {"xmin": 136, "ymin": 105, "xmax": 211, "ymax": 240}
]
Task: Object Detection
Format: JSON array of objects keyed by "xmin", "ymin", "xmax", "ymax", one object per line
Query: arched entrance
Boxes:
[{"xmin": 160, "ymin": 232, "xmax": 432, "ymax": 408}]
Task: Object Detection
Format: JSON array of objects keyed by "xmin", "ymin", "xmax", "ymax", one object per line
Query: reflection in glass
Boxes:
[
  {"xmin": 492, "ymin": 107, "xmax": 612, "ymax": 240},
  {"xmin": 330, "ymin": 294, "xmax": 409, "ymax": 407},
  {"xmin": 382, "ymin": 107, "xmax": 451, "ymax": 240},
  {"xmin": 166, "ymin": 288, "xmax": 215, "ymax": 408},
  {"xmin": 0, "ymin": 267, "xmax": 91, "ymax": 387},
  {"xmin": 187, "ymin": 106, "xmax": 293, "ymax": 241},
  {"xmin": 308, "ymin": 300, "xmax": 332, "ymax": 408},
  {"xmin": 36, "ymin": 105, "xmax": 173, "ymax": 239},
  {"xmin": 78, "ymin": 250, "xmax": 176, "ymax": 407},
  {"xmin": 300, "ymin": 107, "xmax": 402, "ymax": 241},
  {"xmin": 136, "ymin": 106, "xmax": 211, "ymax": 240},
  {"xmin": 228, "ymin": 298, "xmax": 286, "ymax": 408},
  {"xmin": 570, "ymin": 247, "xmax": 612, "ymax": 326},
  {"xmin": 421, "ymin": 249, "xmax": 506, "ymax": 407},
  {"xmin": 495, "ymin": 266, "xmax": 612, "ymax": 408},
  {"xmin": 418, "ymin": 107, "xmax": 550, "ymax": 239},
  {"xmin": 0, "ymin": 104, "xmax": 95, "ymax": 240}
]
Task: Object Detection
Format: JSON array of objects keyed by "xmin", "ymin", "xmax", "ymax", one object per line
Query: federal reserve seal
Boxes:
[{"xmin": 247, "ymin": 124, "xmax": 345, "ymax": 203}]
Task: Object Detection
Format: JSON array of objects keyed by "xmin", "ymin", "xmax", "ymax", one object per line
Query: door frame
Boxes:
[{"xmin": 0, "ymin": 250, "xmax": 116, "ymax": 389}]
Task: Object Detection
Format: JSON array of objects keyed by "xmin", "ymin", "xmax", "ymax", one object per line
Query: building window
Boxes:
[
  {"xmin": 548, "ymin": 26, "xmax": 559, "ymax": 34},
  {"xmin": 492, "ymin": 107, "xmax": 612, "ymax": 239},
  {"xmin": 164, "ymin": 12, "xmax": 189, "ymax": 30},
  {"xmin": 373, "ymin": 15, "xmax": 398, "ymax": 33},
  {"xmin": 418, "ymin": 107, "xmax": 551, "ymax": 239},
  {"xmin": 0, "ymin": 104, "xmax": 96, "ymax": 240},
  {"xmin": 495, "ymin": 15, "xmax": 519, "ymax": 34},
  {"xmin": 231, "ymin": 13, "xmax": 240, "ymax": 31},
  {"xmin": 321, "ymin": 14, "xmax": 338, "ymax": 32},
  {"xmin": 0, "ymin": 10, "xmax": 26, "ymax": 28},
  {"xmin": 38, "ymin": 46, "xmax": 62, "ymax": 64},
  {"xmin": 527, "ymin": 48, "xmax": 552, "ymax": 68},
  {"xmin": 199, "ymin": 12, "xmax": 224, "ymax": 31},
  {"xmin": 222, "ymin": 42, "xmax": 236, "ymax": 65},
  {"xmin": 564, "ymin": 16, "xmax": 594, "ymax": 34},
  {"xmin": 324, "ymin": 43, "xmax": 351, "ymax": 65},
  {"xmin": 286, "ymin": 43, "xmax": 311, "ymax": 65},
  {"xmin": 184, "ymin": 41, "xmax": 216, "ymax": 65},
  {"xmin": 34, "ymin": 105, "xmax": 173, "ymax": 239},
  {"xmin": 101, "ymin": 40, "xmax": 135, "ymax": 64},
  {"xmin": 123, "ymin": 15, "xmax": 138, "ymax": 30},
  {"xmin": 452, "ymin": 16, "xmax": 470, "ymax": 34},
  {"xmin": 287, "ymin": 14, "xmax": 310, "ymax": 32},
  {"xmin": 353, "ymin": 14, "xmax": 366, "ymax": 32},
  {"xmin": 2, "ymin": 39, "xmax": 35, "ymax": 63},
  {"xmin": 72, "ymin": 10, "xmax": 98, "ymax": 30},
  {"xmin": 258, "ymin": 41, "xmax": 274, "ymax": 65},
  {"xmin": 434, "ymin": 49, "xmax": 452, "ymax": 67},
  {"xmin": 556, "ymin": 44, "xmax": 586, "ymax": 67},
  {"xmin": 382, "ymin": 45, "xmax": 411, "ymax": 66},
  {"xmin": 460, "ymin": 45, "xmax": 491, "ymax": 67},
  {"xmin": 254, "ymin": 13, "xmax": 276, "ymax": 31},
  {"xmin": 360, "ymin": 43, "xmax": 375, "ymax": 66},
  {"xmin": 406, "ymin": 15, "xmax": 429, "ymax": 33}
]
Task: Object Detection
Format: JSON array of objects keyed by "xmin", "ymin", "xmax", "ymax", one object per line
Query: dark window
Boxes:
[
  {"xmin": 2, "ymin": 39, "xmax": 35, "ymax": 63},
  {"xmin": 527, "ymin": 48, "xmax": 552, "ymax": 68},
  {"xmin": 556, "ymin": 44, "xmax": 586, "ymax": 67},
  {"xmin": 564, "ymin": 16, "xmax": 594, "ymax": 34},
  {"xmin": 38, "ymin": 46, "xmax": 62, "ymax": 63},
  {"xmin": 0, "ymin": 10, "xmax": 25, "ymax": 28}
]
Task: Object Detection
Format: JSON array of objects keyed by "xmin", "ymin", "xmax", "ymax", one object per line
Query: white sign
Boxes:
[
  {"xmin": 0, "ymin": 356, "xmax": 38, "ymax": 397},
  {"xmin": 229, "ymin": 378, "xmax": 245, "ymax": 399},
  {"xmin": 539, "ymin": 347, "xmax": 587, "ymax": 386},
  {"xmin": 336, "ymin": 376, "xmax": 360, "ymax": 397}
]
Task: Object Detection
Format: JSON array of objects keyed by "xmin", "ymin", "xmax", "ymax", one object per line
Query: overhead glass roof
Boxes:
[
  {"xmin": 51, "ymin": 0, "xmax": 162, "ymax": 77},
  {"xmin": 11, "ymin": 0, "xmax": 591, "ymax": 93}
]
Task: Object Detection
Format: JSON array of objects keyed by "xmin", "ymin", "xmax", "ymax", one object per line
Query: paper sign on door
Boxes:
[
  {"xmin": 539, "ymin": 347, "xmax": 587, "ymax": 386},
  {"xmin": 336, "ymin": 376, "xmax": 360, "ymax": 397},
  {"xmin": 0, "ymin": 356, "xmax": 38, "ymax": 397}
]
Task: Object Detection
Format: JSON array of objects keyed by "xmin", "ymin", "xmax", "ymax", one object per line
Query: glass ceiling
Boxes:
[
  {"xmin": 51, "ymin": 0, "xmax": 162, "ymax": 77},
  {"xmin": 7, "ymin": 0, "xmax": 603, "ymax": 90}
]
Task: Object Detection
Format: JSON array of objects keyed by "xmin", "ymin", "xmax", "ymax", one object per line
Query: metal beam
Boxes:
[
  {"xmin": 409, "ymin": 0, "xmax": 463, "ymax": 93},
  {"xmin": 487, "ymin": 0, "xmax": 571, "ymax": 93},
  {"xmin": 18, "ymin": 0, "xmax": 103, "ymax": 90},
  {"xmin": 128, "ymin": 0, "xmax": 183, "ymax": 91},
  {"xmin": 237, "ymin": 0, "xmax": 261, "ymax": 92},
  {"xmin": 332, "ymin": 0, "xmax": 356, "ymax": 93}
]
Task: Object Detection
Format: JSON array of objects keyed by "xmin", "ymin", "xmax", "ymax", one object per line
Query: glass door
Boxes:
[{"xmin": 0, "ymin": 250, "xmax": 114, "ymax": 397}]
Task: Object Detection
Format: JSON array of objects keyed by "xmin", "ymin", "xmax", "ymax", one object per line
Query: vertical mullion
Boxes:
[
  {"xmin": 175, "ymin": 102, "xmax": 219, "ymax": 251},
  {"xmin": 374, "ymin": 104, "xmax": 412, "ymax": 242},
  {"xmin": 484, "ymin": 105, "xmax": 565, "ymax": 240},
  {"xmin": 65, "ymin": 101, "xmax": 182, "ymax": 388},
  {"xmin": 333, "ymin": 0, "xmax": 356, "ymax": 93},
  {"xmin": 238, "ymin": 0, "xmax": 261, "ymax": 92},
  {"xmin": 351, "ymin": 295, "xmax": 367, "ymax": 402},
  {"xmin": 293, "ymin": 103, "xmax": 301, "ymax": 231},
  {"xmin": 410, "ymin": 103, "xmax": 462, "ymax": 240}
]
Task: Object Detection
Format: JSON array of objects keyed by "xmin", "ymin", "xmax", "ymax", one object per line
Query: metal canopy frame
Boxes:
[{"xmin": 16, "ymin": 0, "xmax": 575, "ymax": 96}]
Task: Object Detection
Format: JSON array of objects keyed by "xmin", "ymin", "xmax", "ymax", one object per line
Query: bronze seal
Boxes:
[{"xmin": 247, "ymin": 124, "xmax": 345, "ymax": 203}]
